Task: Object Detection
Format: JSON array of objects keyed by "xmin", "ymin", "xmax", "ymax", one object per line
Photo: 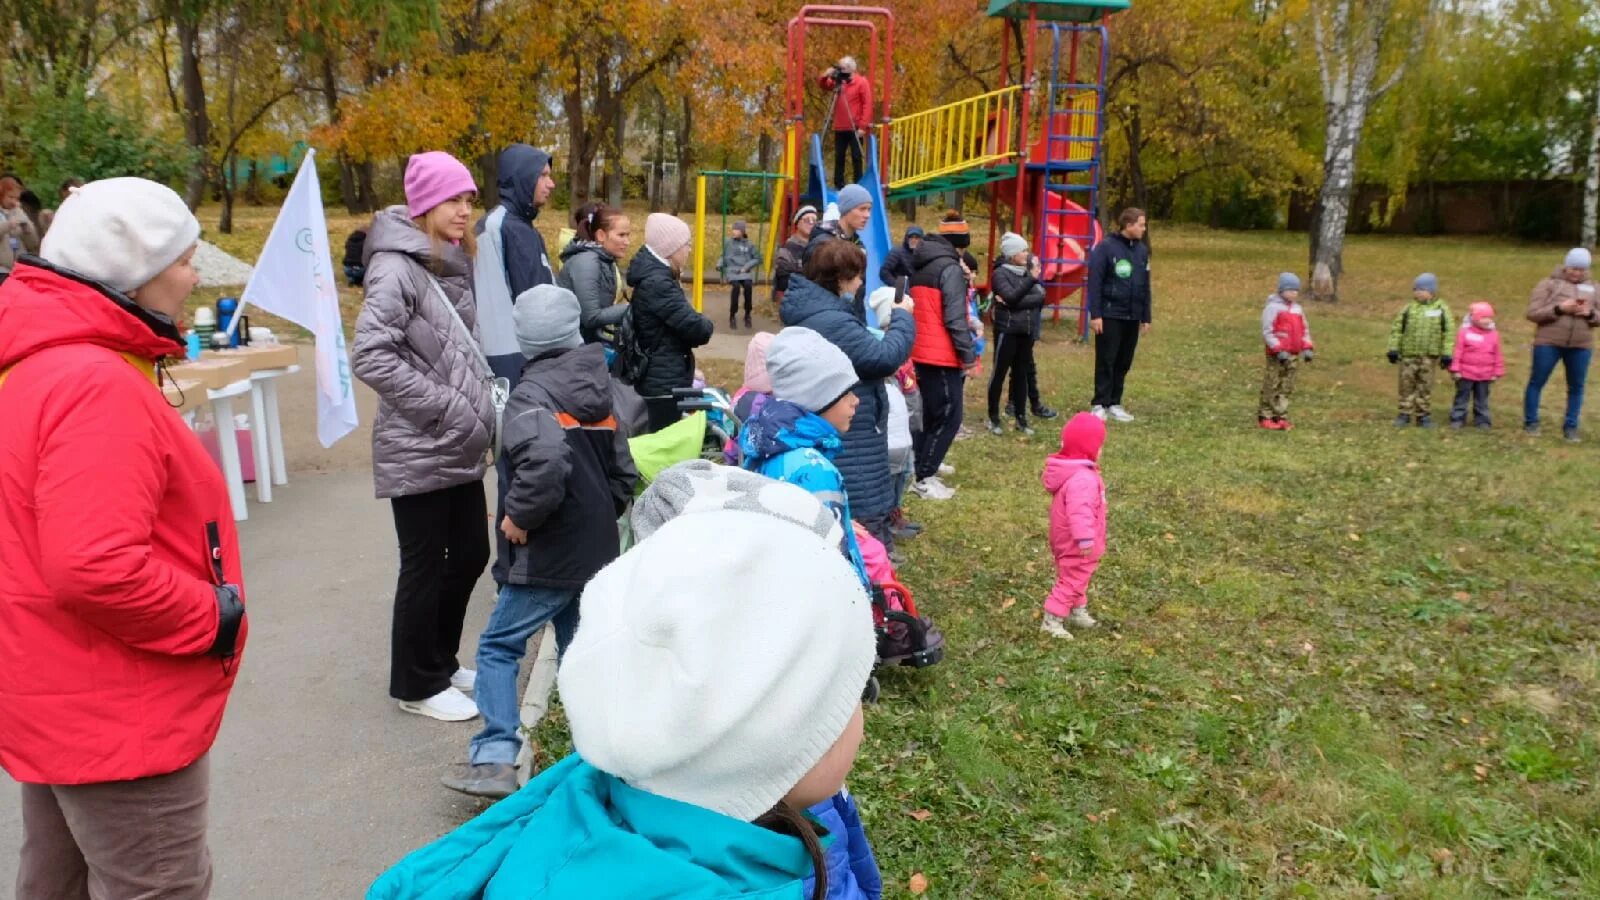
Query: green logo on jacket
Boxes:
[{"xmin": 1115, "ymin": 259, "xmax": 1134, "ymax": 279}]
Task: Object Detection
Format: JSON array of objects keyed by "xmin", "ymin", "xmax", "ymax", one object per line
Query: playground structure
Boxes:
[{"xmin": 760, "ymin": 0, "xmax": 1128, "ymax": 336}]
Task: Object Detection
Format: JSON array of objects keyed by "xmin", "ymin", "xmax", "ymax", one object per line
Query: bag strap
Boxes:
[{"xmin": 425, "ymin": 276, "xmax": 493, "ymax": 379}]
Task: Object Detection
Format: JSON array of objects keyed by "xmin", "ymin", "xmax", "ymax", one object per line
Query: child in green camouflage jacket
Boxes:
[{"xmin": 1386, "ymin": 273, "xmax": 1454, "ymax": 428}]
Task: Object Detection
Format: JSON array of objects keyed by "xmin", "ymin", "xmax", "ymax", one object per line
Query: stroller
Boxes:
[{"xmin": 854, "ymin": 522, "xmax": 946, "ymax": 671}]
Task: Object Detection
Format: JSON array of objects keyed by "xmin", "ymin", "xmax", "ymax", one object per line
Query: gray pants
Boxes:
[
  {"xmin": 1450, "ymin": 378, "xmax": 1492, "ymax": 426},
  {"xmin": 17, "ymin": 755, "xmax": 212, "ymax": 899}
]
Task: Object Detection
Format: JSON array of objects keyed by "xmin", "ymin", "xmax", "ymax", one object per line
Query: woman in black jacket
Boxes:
[
  {"xmin": 987, "ymin": 232, "xmax": 1046, "ymax": 435},
  {"xmin": 628, "ymin": 213, "xmax": 714, "ymax": 431},
  {"xmin": 557, "ymin": 203, "xmax": 633, "ymax": 344}
]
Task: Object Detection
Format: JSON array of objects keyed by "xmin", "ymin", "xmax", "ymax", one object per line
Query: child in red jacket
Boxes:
[
  {"xmin": 1041, "ymin": 413, "xmax": 1108, "ymax": 639},
  {"xmin": 1449, "ymin": 301, "xmax": 1506, "ymax": 430},
  {"xmin": 1258, "ymin": 272, "xmax": 1314, "ymax": 430}
]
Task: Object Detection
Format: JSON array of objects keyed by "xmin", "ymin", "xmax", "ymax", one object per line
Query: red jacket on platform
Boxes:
[
  {"xmin": 0, "ymin": 260, "xmax": 247, "ymax": 785},
  {"xmin": 818, "ymin": 72, "xmax": 874, "ymax": 134}
]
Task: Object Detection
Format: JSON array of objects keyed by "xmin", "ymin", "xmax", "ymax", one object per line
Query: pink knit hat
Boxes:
[
  {"xmin": 404, "ymin": 151, "xmax": 477, "ymax": 218},
  {"xmin": 744, "ymin": 332, "xmax": 776, "ymax": 393},
  {"xmin": 1469, "ymin": 301, "xmax": 1495, "ymax": 323},
  {"xmin": 645, "ymin": 213, "xmax": 693, "ymax": 260}
]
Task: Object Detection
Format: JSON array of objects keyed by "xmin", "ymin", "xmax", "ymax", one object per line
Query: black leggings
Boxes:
[
  {"xmin": 913, "ymin": 364, "xmax": 964, "ymax": 480},
  {"xmin": 729, "ymin": 281, "xmax": 753, "ymax": 318},
  {"xmin": 388, "ymin": 480, "xmax": 490, "ymax": 701},
  {"xmin": 988, "ymin": 332, "xmax": 1036, "ymax": 421}
]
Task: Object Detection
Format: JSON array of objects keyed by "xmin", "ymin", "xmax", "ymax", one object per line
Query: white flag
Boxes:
[{"xmin": 239, "ymin": 148, "xmax": 359, "ymax": 448}]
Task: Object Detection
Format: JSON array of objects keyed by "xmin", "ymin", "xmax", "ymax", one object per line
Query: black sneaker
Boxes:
[
  {"xmin": 1003, "ymin": 403, "xmax": 1015, "ymax": 418},
  {"xmin": 1564, "ymin": 426, "xmax": 1580, "ymax": 443},
  {"xmin": 728, "ymin": 316, "xmax": 738, "ymax": 331},
  {"xmin": 442, "ymin": 763, "xmax": 519, "ymax": 799},
  {"xmin": 1418, "ymin": 415, "xmax": 1435, "ymax": 429},
  {"xmin": 1394, "ymin": 415, "xmax": 1411, "ymax": 428},
  {"xmin": 1525, "ymin": 423, "xmax": 1541, "ymax": 436},
  {"xmin": 889, "ymin": 510, "xmax": 923, "ymax": 539},
  {"xmin": 1475, "ymin": 421, "xmax": 1491, "ymax": 431},
  {"xmin": 1032, "ymin": 405, "xmax": 1059, "ymax": 419},
  {"xmin": 1448, "ymin": 421, "xmax": 1463, "ymax": 431},
  {"xmin": 743, "ymin": 314, "xmax": 753, "ymax": 329},
  {"xmin": 1016, "ymin": 419, "xmax": 1036, "ymax": 436}
]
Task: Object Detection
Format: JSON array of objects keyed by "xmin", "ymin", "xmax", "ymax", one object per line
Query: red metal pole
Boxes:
[{"xmin": 1012, "ymin": 4, "xmax": 1037, "ymax": 236}]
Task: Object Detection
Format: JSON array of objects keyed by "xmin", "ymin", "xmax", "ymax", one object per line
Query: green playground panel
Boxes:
[
  {"xmin": 886, "ymin": 164, "xmax": 1020, "ymax": 203},
  {"xmin": 985, "ymin": 0, "xmax": 1131, "ymax": 23}
]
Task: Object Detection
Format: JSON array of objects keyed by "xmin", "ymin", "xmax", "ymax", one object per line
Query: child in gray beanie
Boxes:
[{"xmin": 442, "ymin": 283, "xmax": 637, "ymax": 801}]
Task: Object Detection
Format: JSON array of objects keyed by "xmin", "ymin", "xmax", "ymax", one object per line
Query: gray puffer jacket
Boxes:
[
  {"xmin": 352, "ymin": 206, "xmax": 494, "ymax": 499},
  {"xmin": 556, "ymin": 241, "xmax": 627, "ymax": 344}
]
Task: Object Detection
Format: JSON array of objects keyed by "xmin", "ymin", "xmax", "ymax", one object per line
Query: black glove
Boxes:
[
  {"xmin": 1301, "ymin": 349, "xmax": 1314, "ymax": 362},
  {"xmin": 1275, "ymin": 350, "xmax": 1291, "ymax": 362},
  {"xmin": 208, "ymin": 584, "xmax": 246, "ymax": 658},
  {"xmin": 1439, "ymin": 356, "xmax": 1453, "ymax": 370},
  {"xmin": 1387, "ymin": 350, "xmax": 1400, "ymax": 364}
]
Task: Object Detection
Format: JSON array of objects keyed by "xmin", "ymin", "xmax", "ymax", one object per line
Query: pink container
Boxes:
[{"xmin": 197, "ymin": 424, "xmax": 257, "ymax": 483}]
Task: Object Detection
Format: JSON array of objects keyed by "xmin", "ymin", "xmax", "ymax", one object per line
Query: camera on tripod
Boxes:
[{"xmin": 828, "ymin": 66, "xmax": 853, "ymax": 84}]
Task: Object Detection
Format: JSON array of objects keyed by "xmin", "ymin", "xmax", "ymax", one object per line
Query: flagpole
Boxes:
[{"xmin": 225, "ymin": 147, "xmax": 319, "ymax": 342}]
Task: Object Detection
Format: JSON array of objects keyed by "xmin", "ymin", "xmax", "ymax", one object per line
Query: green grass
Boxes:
[{"xmin": 206, "ymin": 206, "xmax": 1600, "ymax": 896}]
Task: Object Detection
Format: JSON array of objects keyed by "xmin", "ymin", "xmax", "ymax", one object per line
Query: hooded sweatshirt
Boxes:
[
  {"xmin": 474, "ymin": 144, "xmax": 555, "ymax": 382},
  {"xmin": 878, "ymin": 227, "xmax": 922, "ymax": 286},
  {"xmin": 368, "ymin": 754, "xmax": 820, "ymax": 899},
  {"xmin": 1043, "ymin": 416, "xmax": 1107, "ymax": 561}
]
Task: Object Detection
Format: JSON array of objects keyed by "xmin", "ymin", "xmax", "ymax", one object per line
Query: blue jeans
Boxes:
[
  {"xmin": 1524, "ymin": 345, "xmax": 1592, "ymax": 429},
  {"xmin": 469, "ymin": 584, "xmax": 580, "ymax": 766}
]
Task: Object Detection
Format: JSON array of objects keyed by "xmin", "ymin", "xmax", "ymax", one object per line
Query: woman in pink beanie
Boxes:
[
  {"xmin": 628, "ymin": 213, "xmax": 714, "ymax": 431},
  {"xmin": 352, "ymin": 151, "xmax": 496, "ymax": 723}
]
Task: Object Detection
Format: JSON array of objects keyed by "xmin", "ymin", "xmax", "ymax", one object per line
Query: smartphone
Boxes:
[{"xmin": 894, "ymin": 276, "xmax": 908, "ymax": 304}]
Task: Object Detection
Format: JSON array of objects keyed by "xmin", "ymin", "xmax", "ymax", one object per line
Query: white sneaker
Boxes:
[
  {"xmin": 1108, "ymin": 405, "xmax": 1135, "ymax": 423},
  {"xmin": 1068, "ymin": 608, "xmax": 1099, "ymax": 629},
  {"xmin": 1040, "ymin": 613, "xmax": 1073, "ymax": 639},
  {"xmin": 450, "ymin": 667, "xmax": 476, "ymax": 692},
  {"xmin": 398, "ymin": 687, "xmax": 479, "ymax": 722},
  {"xmin": 937, "ymin": 463, "xmax": 956, "ymax": 477},
  {"xmin": 1090, "ymin": 405, "xmax": 1108, "ymax": 421},
  {"xmin": 911, "ymin": 477, "xmax": 956, "ymax": 501}
]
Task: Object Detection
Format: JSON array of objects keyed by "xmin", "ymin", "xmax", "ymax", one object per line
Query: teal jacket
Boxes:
[{"xmin": 368, "ymin": 755, "xmax": 816, "ymax": 899}]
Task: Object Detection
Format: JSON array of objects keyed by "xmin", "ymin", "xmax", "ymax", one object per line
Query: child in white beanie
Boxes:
[{"xmin": 369, "ymin": 487, "xmax": 877, "ymax": 900}]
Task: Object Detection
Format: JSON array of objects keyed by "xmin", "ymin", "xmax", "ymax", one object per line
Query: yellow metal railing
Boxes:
[{"xmin": 886, "ymin": 86, "xmax": 1022, "ymax": 191}]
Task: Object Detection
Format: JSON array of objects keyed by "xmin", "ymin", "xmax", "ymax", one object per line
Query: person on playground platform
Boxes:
[
  {"xmin": 818, "ymin": 56, "xmax": 873, "ymax": 188},
  {"xmin": 1086, "ymin": 208, "xmax": 1152, "ymax": 422}
]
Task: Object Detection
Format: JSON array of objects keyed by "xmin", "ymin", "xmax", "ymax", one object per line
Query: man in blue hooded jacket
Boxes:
[{"xmin": 475, "ymin": 144, "xmax": 557, "ymax": 385}]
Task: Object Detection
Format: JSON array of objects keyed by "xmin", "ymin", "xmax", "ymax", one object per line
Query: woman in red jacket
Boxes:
[{"xmin": 0, "ymin": 178, "xmax": 247, "ymax": 898}]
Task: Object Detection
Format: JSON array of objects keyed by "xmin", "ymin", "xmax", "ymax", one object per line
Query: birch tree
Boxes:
[
  {"xmin": 1306, "ymin": 0, "xmax": 1429, "ymax": 301},
  {"xmin": 1584, "ymin": 79, "xmax": 1599, "ymax": 248}
]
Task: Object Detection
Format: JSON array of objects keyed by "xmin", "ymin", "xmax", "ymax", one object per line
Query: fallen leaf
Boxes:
[
  {"xmin": 907, "ymin": 808, "xmax": 933, "ymax": 822},
  {"xmin": 994, "ymin": 675, "xmax": 1008, "ymax": 687},
  {"xmin": 1163, "ymin": 532, "xmax": 1177, "ymax": 543},
  {"xmin": 909, "ymin": 872, "xmax": 930, "ymax": 895},
  {"xmin": 1348, "ymin": 533, "xmax": 1361, "ymax": 542},
  {"xmin": 1000, "ymin": 596, "xmax": 1017, "ymax": 611},
  {"xmin": 1473, "ymin": 764, "xmax": 1489, "ymax": 781},
  {"xmin": 1301, "ymin": 640, "xmax": 1315, "ymax": 655},
  {"xmin": 1085, "ymin": 812, "xmax": 1099, "ymax": 823},
  {"xmin": 1452, "ymin": 591, "xmax": 1471, "ymax": 601}
]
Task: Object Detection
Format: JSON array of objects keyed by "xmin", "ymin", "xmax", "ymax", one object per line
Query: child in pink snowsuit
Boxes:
[
  {"xmin": 1040, "ymin": 412, "xmax": 1107, "ymax": 639},
  {"xmin": 1448, "ymin": 301, "xmax": 1505, "ymax": 430}
]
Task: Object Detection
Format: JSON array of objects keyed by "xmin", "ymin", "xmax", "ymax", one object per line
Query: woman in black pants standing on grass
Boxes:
[{"xmin": 1086, "ymin": 208, "xmax": 1152, "ymax": 423}]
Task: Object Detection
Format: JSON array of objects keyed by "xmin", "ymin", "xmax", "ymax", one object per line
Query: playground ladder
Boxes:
[{"xmin": 1033, "ymin": 22, "xmax": 1109, "ymax": 324}]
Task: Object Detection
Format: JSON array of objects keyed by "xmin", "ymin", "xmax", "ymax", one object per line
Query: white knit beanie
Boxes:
[
  {"xmin": 513, "ymin": 284, "xmax": 583, "ymax": 357},
  {"xmin": 559, "ymin": 508, "xmax": 875, "ymax": 821},
  {"xmin": 1566, "ymin": 248, "xmax": 1592, "ymax": 270},
  {"xmin": 766, "ymin": 326, "xmax": 859, "ymax": 413},
  {"xmin": 41, "ymin": 178, "xmax": 201, "ymax": 294},
  {"xmin": 999, "ymin": 231, "xmax": 1029, "ymax": 260}
]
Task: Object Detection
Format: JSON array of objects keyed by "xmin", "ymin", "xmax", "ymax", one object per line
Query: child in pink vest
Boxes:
[
  {"xmin": 1448, "ymin": 301, "xmax": 1505, "ymax": 430},
  {"xmin": 1040, "ymin": 413, "xmax": 1107, "ymax": 639}
]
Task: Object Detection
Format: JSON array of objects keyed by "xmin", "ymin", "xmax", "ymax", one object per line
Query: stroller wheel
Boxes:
[{"xmin": 862, "ymin": 676, "xmax": 881, "ymax": 705}]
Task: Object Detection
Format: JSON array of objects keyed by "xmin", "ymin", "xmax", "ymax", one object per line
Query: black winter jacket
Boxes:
[
  {"xmin": 990, "ymin": 263, "xmax": 1045, "ymax": 336},
  {"xmin": 779, "ymin": 275, "xmax": 915, "ymax": 520},
  {"xmin": 494, "ymin": 344, "xmax": 637, "ymax": 588},
  {"xmin": 773, "ymin": 234, "xmax": 807, "ymax": 295},
  {"xmin": 557, "ymin": 241, "xmax": 627, "ymax": 344},
  {"xmin": 1086, "ymin": 232, "xmax": 1151, "ymax": 323},
  {"xmin": 878, "ymin": 230, "xmax": 921, "ymax": 286},
  {"xmin": 626, "ymin": 249, "xmax": 713, "ymax": 397}
]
